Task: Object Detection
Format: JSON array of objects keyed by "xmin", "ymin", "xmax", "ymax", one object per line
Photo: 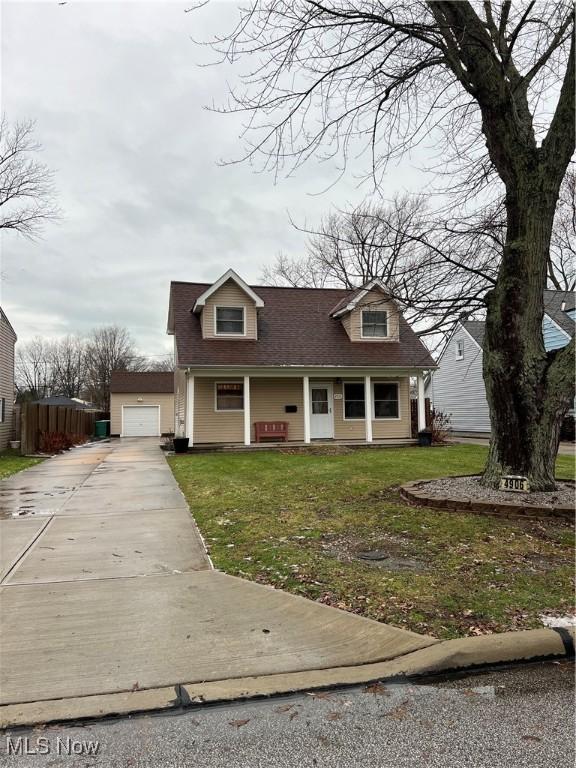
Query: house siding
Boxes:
[
  {"xmin": 427, "ymin": 330, "xmax": 491, "ymax": 433},
  {"xmin": 251, "ymin": 377, "xmax": 305, "ymax": 441},
  {"xmin": 190, "ymin": 375, "xmax": 410, "ymax": 443},
  {"xmin": 200, "ymin": 280, "xmax": 258, "ymax": 339},
  {"xmin": 194, "ymin": 377, "xmax": 244, "ymax": 443},
  {"xmin": 542, "ymin": 314, "xmax": 571, "ymax": 351},
  {"xmin": 429, "ymin": 313, "xmax": 575, "ymax": 433},
  {"xmin": 110, "ymin": 393, "xmax": 175, "ymax": 436},
  {"xmin": 0, "ymin": 312, "xmax": 16, "ymax": 450},
  {"xmin": 332, "ymin": 377, "xmax": 411, "ymax": 439},
  {"xmin": 342, "ymin": 291, "xmax": 400, "ymax": 342}
]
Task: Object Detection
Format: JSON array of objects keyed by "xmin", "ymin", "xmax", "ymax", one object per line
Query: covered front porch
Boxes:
[{"xmin": 178, "ymin": 368, "xmax": 429, "ymax": 448}]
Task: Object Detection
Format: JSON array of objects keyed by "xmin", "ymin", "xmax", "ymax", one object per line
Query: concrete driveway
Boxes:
[{"xmin": 0, "ymin": 439, "xmax": 437, "ymax": 725}]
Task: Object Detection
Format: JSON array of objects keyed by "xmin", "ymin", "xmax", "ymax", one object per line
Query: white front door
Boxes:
[{"xmin": 310, "ymin": 382, "xmax": 334, "ymax": 439}]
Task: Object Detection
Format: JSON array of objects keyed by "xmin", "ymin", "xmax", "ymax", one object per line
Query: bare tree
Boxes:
[
  {"xmin": 206, "ymin": 0, "xmax": 575, "ymax": 489},
  {"xmin": 144, "ymin": 356, "xmax": 175, "ymax": 372},
  {"xmin": 48, "ymin": 335, "xmax": 87, "ymax": 400},
  {"xmin": 0, "ymin": 117, "xmax": 58, "ymax": 237},
  {"xmin": 15, "ymin": 338, "xmax": 54, "ymax": 401},
  {"xmin": 85, "ymin": 326, "xmax": 142, "ymax": 410},
  {"xmin": 266, "ymin": 187, "xmax": 574, "ymax": 347},
  {"xmin": 549, "ymin": 168, "xmax": 576, "ymax": 291},
  {"xmin": 263, "ymin": 195, "xmax": 495, "ymax": 343}
]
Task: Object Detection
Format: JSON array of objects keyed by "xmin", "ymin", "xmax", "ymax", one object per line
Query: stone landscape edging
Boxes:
[
  {"xmin": 400, "ymin": 475, "xmax": 575, "ymax": 519},
  {"xmin": 1, "ymin": 627, "xmax": 573, "ymax": 729}
]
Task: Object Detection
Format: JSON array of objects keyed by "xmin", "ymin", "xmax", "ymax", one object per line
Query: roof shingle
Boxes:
[
  {"xmin": 170, "ymin": 282, "xmax": 435, "ymax": 369},
  {"xmin": 110, "ymin": 371, "xmax": 174, "ymax": 393}
]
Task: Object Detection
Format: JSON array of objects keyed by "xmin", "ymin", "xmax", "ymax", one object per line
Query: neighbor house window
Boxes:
[
  {"xmin": 361, "ymin": 310, "xmax": 388, "ymax": 337},
  {"xmin": 343, "ymin": 382, "xmax": 365, "ymax": 419},
  {"xmin": 0, "ymin": 398, "xmax": 4, "ymax": 423},
  {"xmin": 373, "ymin": 382, "xmax": 399, "ymax": 419},
  {"xmin": 215, "ymin": 382, "xmax": 244, "ymax": 411},
  {"xmin": 455, "ymin": 340, "xmax": 464, "ymax": 360},
  {"xmin": 215, "ymin": 306, "xmax": 245, "ymax": 335}
]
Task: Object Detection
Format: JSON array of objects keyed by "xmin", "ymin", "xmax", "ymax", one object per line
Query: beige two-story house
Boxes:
[
  {"xmin": 0, "ymin": 308, "xmax": 17, "ymax": 451},
  {"xmin": 167, "ymin": 270, "xmax": 435, "ymax": 447}
]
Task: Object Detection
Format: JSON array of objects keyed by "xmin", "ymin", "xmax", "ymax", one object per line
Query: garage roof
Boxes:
[{"xmin": 110, "ymin": 371, "xmax": 174, "ymax": 394}]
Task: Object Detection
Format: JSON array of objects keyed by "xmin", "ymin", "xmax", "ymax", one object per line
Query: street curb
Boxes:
[{"xmin": 1, "ymin": 628, "xmax": 573, "ymax": 729}]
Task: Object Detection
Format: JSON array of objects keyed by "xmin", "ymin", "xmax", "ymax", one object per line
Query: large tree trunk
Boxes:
[
  {"xmin": 482, "ymin": 177, "xmax": 575, "ymax": 491},
  {"xmin": 456, "ymin": 14, "xmax": 576, "ymax": 493}
]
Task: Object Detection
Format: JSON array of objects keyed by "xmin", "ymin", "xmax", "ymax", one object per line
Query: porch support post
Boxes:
[
  {"xmin": 244, "ymin": 375, "xmax": 251, "ymax": 446},
  {"xmin": 186, "ymin": 373, "xmax": 194, "ymax": 447},
  {"xmin": 303, "ymin": 376, "xmax": 311, "ymax": 443},
  {"xmin": 364, "ymin": 375, "xmax": 373, "ymax": 443},
  {"xmin": 417, "ymin": 373, "xmax": 426, "ymax": 431}
]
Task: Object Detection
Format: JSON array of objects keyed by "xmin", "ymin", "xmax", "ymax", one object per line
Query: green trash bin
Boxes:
[{"xmin": 95, "ymin": 420, "xmax": 109, "ymax": 438}]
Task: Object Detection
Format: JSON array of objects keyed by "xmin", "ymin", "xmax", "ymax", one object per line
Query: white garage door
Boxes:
[{"xmin": 122, "ymin": 406, "xmax": 160, "ymax": 437}]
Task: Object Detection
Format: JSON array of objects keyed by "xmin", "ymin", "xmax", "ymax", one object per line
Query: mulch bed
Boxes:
[{"xmin": 401, "ymin": 475, "xmax": 575, "ymax": 519}]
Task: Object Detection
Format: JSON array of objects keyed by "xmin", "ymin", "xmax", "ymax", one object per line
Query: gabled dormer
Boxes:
[
  {"xmin": 192, "ymin": 269, "xmax": 264, "ymax": 340},
  {"xmin": 330, "ymin": 279, "xmax": 400, "ymax": 342}
]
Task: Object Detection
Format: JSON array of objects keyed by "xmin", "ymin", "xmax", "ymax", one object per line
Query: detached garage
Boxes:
[{"xmin": 110, "ymin": 371, "xmax": 174, "ymax": 437}]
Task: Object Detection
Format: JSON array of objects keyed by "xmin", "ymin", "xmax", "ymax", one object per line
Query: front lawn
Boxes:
[
  {"xmin": 0, "ymin": 449, "xmax": 43, "ymax": 480},
  {"xmin": 169, "ymin": 445, "xmax": 575, "ymax": 640}
]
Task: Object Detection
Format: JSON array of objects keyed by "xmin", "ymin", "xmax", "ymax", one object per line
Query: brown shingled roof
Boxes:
[
  {"xmin": 169, "ymin": 282, "xmax": 435, "ymax": 369},
  {"xmin": 110, "ymin": 371, "xmax": 174, "ymax": 393}
]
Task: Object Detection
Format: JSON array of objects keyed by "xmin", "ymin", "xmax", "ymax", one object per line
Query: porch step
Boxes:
[{"xmin": 187, "ymin": 439, "xmax": 418, "ymax": 454}]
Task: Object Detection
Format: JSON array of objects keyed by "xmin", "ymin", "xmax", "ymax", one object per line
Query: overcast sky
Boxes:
[{"xmin": 1, "ymin": 1, "xmax": 426, "ymax": 359}]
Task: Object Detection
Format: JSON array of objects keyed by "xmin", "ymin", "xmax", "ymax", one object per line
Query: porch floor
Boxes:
[{"xmin": 187, "ymin": 438, "xmax": 417, "ymax": 453}]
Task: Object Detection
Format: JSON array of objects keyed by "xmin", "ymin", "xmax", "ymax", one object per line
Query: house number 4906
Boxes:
[{"xmin": 499, "ymin": 475, "xmax": 530, "ymax": 493}]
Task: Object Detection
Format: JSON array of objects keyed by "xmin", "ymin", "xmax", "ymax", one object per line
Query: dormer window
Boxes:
[
  {"xmin": 215, "ymin": 306, "xmax": 245, "ymax": 335},
  {"xmin": 361, "ymin": 309, "xmax": 388, "ymax": 338},
  {"xmin": 455, "ymin": 340, "xmax": 464, "ymax": 360}
]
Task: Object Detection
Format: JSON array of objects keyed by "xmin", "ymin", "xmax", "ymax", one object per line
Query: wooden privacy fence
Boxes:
[{"xmin": 20, "ymin": 403, "xmax": 96, "ymax": 455}]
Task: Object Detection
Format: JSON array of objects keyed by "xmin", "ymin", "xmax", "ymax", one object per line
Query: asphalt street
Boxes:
[{"xmin": 0, "ymin": 661, "xmax": 573, "ymax": 768}]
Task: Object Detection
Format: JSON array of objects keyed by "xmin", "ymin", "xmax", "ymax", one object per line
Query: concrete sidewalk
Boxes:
[
  {"xmin": 451, "ymin": 436, "xmax": 576, "ymax": 456},
  {"xmin": 0, "ymin": 439, "xmax": 437, "ymax": 723}
]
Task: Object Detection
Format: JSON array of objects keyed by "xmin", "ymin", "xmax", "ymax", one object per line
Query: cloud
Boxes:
[{"xmin": 1, "ymin": 1, "xmax": 424, "ymax": 356}]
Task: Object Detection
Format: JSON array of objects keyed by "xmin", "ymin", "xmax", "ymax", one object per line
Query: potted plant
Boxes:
[
  {"xmin": 417, "ymin": 429, "xmax": 433, "ymax": 447},
  {"xmin": 161, "ymin": 433, "xmax": 175, "ymax": 451},
  {"xmin": 173, "ymin": 436, "xmax": 189, "ymax": 454}
]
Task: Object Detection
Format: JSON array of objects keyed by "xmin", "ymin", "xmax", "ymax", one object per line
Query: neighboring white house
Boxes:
[{"xmin": 427, "ymin": 290, "xmax": 575, "ymax": 435}]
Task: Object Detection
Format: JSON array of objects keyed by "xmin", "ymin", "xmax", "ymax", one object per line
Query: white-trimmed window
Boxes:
[
  {"xmin": 0, "ymin": 398, "xmax": 4, "ymax": 423},
  {"xmin": 343, "ymin": 382, "xmax": 365, "ymax": 419},
  {"xmin": 455, "ymin": 339, "xmax": 464, "ymax": 360},
  {"xmin": 215, "ymin": 382, "xmax": 244, "ymax": 411},
  {"xmin": 361, "ymin": 309, "xmax": 388, "ymax": 338},
  {"xmin": 215, "ymin": 306, "xmax": 245, "ymax": 335},
  {"xmin": 373, "ymin": 382, "xmax": 399, "ymax": 419}
]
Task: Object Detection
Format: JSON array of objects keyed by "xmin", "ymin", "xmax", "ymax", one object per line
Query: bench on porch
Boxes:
[{"xmin": 254, "ymin": 421, "xmax": 289, "ymax": 442}]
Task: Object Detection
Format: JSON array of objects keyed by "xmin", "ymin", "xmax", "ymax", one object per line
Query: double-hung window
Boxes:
[
  {"xmin": 361, "ymin": 309, "xmax": 388, "ymax": 338},
  {"xmin": 373, "ymin": 382, "xmax": 399, "ymax": 419},
  {"xmin": 215, "ymin": 382, "xmax": 244, "ymax": 411},
  {"xmin": 215, "ymin": 306, "xmax": 245, "ymax": 335},
  {"xmin": 343, "ymin": 382, "xmax": 365, "ymax": 419},
  {"xmin": 455, "ymin": 339, "xmax": 464, "ymax": 360}
]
